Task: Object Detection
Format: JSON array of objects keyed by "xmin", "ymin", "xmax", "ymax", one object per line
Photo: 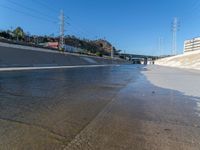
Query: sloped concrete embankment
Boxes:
[
  {"xmin": 156, "ymin": 50, "xmax": 200, "ymax": 70},
  {"xmin": 0, "ymin": 42, "xmax": 128, "ymax": 68}
]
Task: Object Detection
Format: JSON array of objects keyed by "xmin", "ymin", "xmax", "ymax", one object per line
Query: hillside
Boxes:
[
  {"xmin": 64, "ymin": 36, "xmax": 114, "ymax": 55},
  {"xmin": 0, "ymin": 27, "xmax": 118, "ymax": 57}
]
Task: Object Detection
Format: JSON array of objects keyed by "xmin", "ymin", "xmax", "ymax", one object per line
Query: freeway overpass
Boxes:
[{"xmin": 119, "ymin": 53, "xmax": 160, "ymax": 64}]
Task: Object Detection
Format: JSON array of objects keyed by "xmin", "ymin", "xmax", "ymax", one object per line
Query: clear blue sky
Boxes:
[{"xmin": 1, "ymin": 0, "xmax": 200, "ymax": 55}]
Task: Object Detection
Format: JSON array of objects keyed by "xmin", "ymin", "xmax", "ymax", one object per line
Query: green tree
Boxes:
[
  {"xmin": 13, "ymin": 27, "xmax": 25, "ymax": 41},
  {"xmin": 96, "ymin": 51, "xmax": 103, "ymax": 57}
]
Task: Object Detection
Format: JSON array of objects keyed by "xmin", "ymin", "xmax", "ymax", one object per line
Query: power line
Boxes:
[
  {"xmin": 191, "ymin": 0, "xmax": 200, "ymax": 17},
  {"xmin": 68, "ymin": 19, "xmax": 97, "ymax": 39},
  {"xmin": 192, "ymin": 0, "xmax": 200, "ymax": 8},
  {"xmin": 5, "ymin": 0, "xmax": 96, "ymax": 39},
  {"xmin": 0, "ymin": 4, "xmax": 57, "ymax": 24},
  {"xmin": 30, "ymin": 0, "xmax": 59, "ymax": 15},
  {"xmin": 158, "ymin": 37, "xmax": 164, "ymax": 56},
  {"xmin": 28, "ymin": 0, "xmax": 94, "ymax": 38},
  {"xmin": 6, "ymin": 0, "xmax": 57, "ymax": 22},
  {"xmin": 29, "ymin": 0, "xmax": 71, "ymax": 27},
  {"xmin": 31, "ymin": 0, "xmax": 70, "ymax": 20}
]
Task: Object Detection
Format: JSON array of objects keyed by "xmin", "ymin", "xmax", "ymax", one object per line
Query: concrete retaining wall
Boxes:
[
  {"xmin": 155, "ymin": 50, "xmax": 200, "ymax": 70},
  {"xmin": 0, "ymin": 42, "xmax": 128, "ymax": 68}
]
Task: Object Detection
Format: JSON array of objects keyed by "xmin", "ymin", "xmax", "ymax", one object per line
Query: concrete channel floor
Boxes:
[
  {"xmin": 66, "ymin": 66, "xmax": 200, "ymax": 150},
  {"xmin": 0, "ymin": 65, "xmax": 200, "ymax": 150}
]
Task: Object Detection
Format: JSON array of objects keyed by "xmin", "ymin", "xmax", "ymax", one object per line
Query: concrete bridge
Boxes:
[{"xmin": 119, "ymin": 53, "xmax": 160, "ymax": 64}]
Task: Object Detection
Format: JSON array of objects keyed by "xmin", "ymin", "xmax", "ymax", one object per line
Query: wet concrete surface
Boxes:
[{"xmin": 0, "ymin": 65, "xmax": 200, "ymax": 150}]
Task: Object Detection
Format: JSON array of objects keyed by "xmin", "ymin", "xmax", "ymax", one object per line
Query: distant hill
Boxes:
[
  {"xmin": 0, "ymin": 27, "xmax": 119, "ymax": 57},
  {"xmin": 64, "ymin": 36, "xmax": 114, "ymax": 55}
]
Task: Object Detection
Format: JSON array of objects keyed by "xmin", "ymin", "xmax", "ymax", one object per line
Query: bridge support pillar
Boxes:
[{"xmin": 144, "ymin": 58, "xmax": 148, "ymax": 65}]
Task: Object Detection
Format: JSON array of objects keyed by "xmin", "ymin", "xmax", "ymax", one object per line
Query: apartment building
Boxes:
[{"xmin": 184, "ymin": 37, "xmax": 200, "ymax": 53}]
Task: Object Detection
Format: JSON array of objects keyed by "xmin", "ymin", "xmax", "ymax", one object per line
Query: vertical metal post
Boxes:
[
  {"xmin": 111, "ymin": 46, "xmax": 114, "ymax": 59},
  {"xmin": 59, "ymin": 10, "xmax": 65, "ymax": 50},
  {"xmin": 172, "ymin": 17, "xmax": 179, "ymax": 55}
]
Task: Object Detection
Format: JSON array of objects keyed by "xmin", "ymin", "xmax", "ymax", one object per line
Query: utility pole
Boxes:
[
  {"xmin": 111, "ymin": 46, "xmax": 114, "ymax": 59},
  {"xmin": 172, "ymin": 17, "xmax": 180, "ymax": 55},
  {"xmin": 158, "ymin": 37, "xmax": 164, "ymax": 56},
  {"xmin": 59, "ymin": 10, "xmax": 65, "ymax": 50}
]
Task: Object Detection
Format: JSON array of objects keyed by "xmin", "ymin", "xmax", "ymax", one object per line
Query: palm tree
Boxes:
[{"xmin": 13, "ymin": 27, "xmax": 25, "ymax": 41}]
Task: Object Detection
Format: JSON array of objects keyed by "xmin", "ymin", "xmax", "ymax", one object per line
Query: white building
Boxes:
[
  {"xmin": 64, "ymin": 45, "xmax": 84, "ymax": 53},
  {"xmin": 184, "ymin": 37, "xmax": 200, "ymax": 53}
]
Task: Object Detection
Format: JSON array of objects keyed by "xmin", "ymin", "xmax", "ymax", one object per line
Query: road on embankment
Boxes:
[
  {"xmin": 0, "ymin": 42, "xmax": 128, "ymax": 68},
  {"xmin": 0, "ymin": 65, "xmax": 200, "ymax": 150}
]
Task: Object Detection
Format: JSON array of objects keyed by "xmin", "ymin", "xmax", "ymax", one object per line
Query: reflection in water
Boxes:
[
  {"xmin": 1, "ymin": 65, "xmax": 200, "ymax": 150},
  {"xmin": 193, "ymin": 98, "xmax": 200, "ymax": 117},
  {"xmin": 0, "ymin": 65, "xmax": 141, "ymax": 150}
]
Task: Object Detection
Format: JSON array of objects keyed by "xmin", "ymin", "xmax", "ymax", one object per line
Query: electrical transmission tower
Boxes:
[
  {"xmin": 172, "ymin": 17, "xmax": 180, "ymax": 55},
  {"xmin": 59, "ymin": 10, "xmax": 65, "ymax": 50}
]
